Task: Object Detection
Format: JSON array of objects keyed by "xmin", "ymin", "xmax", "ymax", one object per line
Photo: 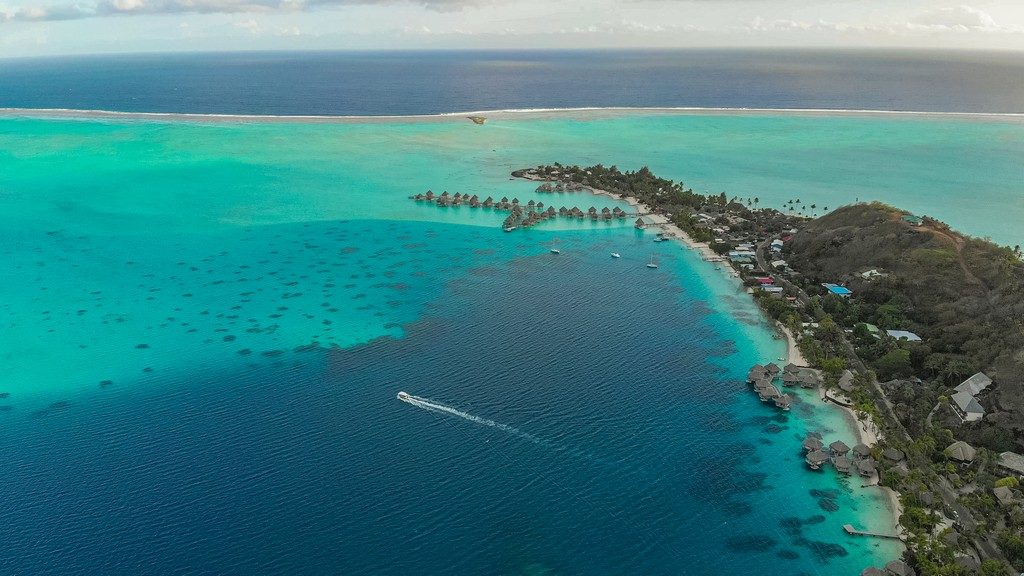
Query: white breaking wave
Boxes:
[{"xmin": 397, "ymin": 391, "xmax": 548, "ymax": 447}]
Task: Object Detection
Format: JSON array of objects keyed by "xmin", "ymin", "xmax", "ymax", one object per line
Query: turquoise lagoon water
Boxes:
[{"xmin": 3, "ymin": 111, "xmax": 1020, "ymax": 574}]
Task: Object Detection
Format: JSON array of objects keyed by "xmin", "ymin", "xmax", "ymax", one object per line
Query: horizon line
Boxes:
[
  {"xmin": 2, "ymin": 106, "xmax": 1023, "ymax": 123},
  {"xmin": 4, "ymin": 45, "xmax": 1024, "ymax": 62}
]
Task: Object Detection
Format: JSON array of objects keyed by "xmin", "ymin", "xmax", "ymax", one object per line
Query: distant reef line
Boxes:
[{"xmin": 1, "ymin": 106, "xmax": 1023, "ymax": 124}]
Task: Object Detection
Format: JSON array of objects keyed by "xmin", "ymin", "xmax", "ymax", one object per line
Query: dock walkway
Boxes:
[{"xmin": 843, "ymin": 524, "xmax": 903, "ymax": 540}]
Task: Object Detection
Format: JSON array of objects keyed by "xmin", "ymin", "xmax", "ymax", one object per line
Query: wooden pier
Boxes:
[{"xmin": 843, "ymin": 524, "xmax": 903, "ymax": 540}]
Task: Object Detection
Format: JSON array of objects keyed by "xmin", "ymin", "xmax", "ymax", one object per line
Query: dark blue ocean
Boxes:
[
  {"xmin": 1, "ymin": 49, "xmax": 1023, "ymax": 115},
  {"xmin": 0, "ymin": 49, "xmax": 992, "ymax": 575}
]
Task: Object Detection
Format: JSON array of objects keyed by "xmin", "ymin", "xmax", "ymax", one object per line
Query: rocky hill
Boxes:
[{"xmin": 784, "ymin": 202, "xmax": 1024, "ymax": 444}]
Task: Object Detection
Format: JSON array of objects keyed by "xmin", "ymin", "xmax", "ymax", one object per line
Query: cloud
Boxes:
[
  {"xmin": 1, "ymin": 0, "xmax": 483, "ymax": 21},
  {"xmin": 907, "ymin": 5, "xmax": 1011, "ymax": 32},
  {"xmin": 744, "ymin": 5, "xmax": 1023, "ymax": 36}
]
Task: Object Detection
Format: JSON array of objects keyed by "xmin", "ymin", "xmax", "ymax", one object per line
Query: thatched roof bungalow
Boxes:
[
  {"xmin": 856, "ymin": 458, "xmax": 877, "ymax": 477},
  {"xmin": 852, "ymin": 444, "xmax": 872, "ymax": 459},
  {"xmin": 882, "ymin": 447, "xmax": 905, "ymax": 462},
  {"xmin": 945, "ymin": 441, "xmax": 977, "ymax": 464},
  {"xmin": 884, "ymin": 560, "xmax": 916, "ymax": 576},
  {"xmin": 747, "ymin": 365, "xmax": 767, "ymax": 382},
  {"xmin": 806, "ymin": 450, "xmax": 829, "ymax": 470},
  {"xmin": 833, "ymin": 457, "xmax": 851, "ymax": 475},
  {"xmin": 802, "ymin": 437, "xmax": 823, "ymax": 452},
  {"xmin": 829, "ymin": 440, "xmax": 850, "ymax": 457},
  {"xmin": 774, "ymin": 394, "xmax": 792, "ymax": 411}
]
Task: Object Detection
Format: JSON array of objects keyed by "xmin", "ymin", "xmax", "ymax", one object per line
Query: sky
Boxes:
[{"xmin": 1, "ymin": 0, "xmax": 1023, "ymax": 57}]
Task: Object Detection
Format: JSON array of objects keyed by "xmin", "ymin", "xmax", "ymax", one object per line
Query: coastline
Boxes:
[
  {"xmin": 557, "ymin": 178, "xmax": 904, "ymax": 542},
  {"xmin": 2, "ymin": 105, "xmax": 1024, "ymax": 125}
]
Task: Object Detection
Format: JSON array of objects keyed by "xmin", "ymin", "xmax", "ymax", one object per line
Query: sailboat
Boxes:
[{"xmin": 646, "ymin": 254, "xmax": 659, "ymax": 269}]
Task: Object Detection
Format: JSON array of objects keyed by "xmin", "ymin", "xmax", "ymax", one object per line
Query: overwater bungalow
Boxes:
[
  {"xmin": 635, "ymin": 217, "xmax": 646, "ymax": 229},
  {"xmin": 802, "ymin": 437, "xmax": 823, "ymax": 452},
  {"xmin": 511, "ymin": 197, "xmax": 520, "ymax": 206},
  {"xmin": 558, "ymin": 206, "xmax": 568, "ymax": 216},
  {"xmin": 798, "ymin": 372, "xmax": 819, "ymax": 389},
  {"xmin": 852, "ymin": 443, "xmax": 872, "ymax": 459},
  {"xmin": 546, "ymin": 206, "xmax": 557, "ymax": 217},
  {"xmin": 747, "ymin": 364, "xmax": 767, "ymax": 382},
  {"xmin": 884, "ymin": 560, "xmax": 916, "ymax": 576},
  {"xmin": 572, "ymin": 207, "xmax": 584, "ymax": 219},
  {"xmin": 764, "ymin": 362, "xmax": 781, "ymax": 376},
  {"xmin": 829, "ymin": 440, "xmax": 851, "ymax": 457},
  {"xmin": 425, "ymin": 190, "xmax": 435, "ymax": 200},
  {"xmin": 782, "ymin": 371, "xmax": 800, "ymax": 386},
  {"xmin": 833, "ymin": 457, "xmax": 852, "ymax": 475},
  {"xmin": 413, "ymin": 193, "xmax": 425, "ymax": 201},
  {"xmin": 527, "ymin": 199, "xmax": 536, "ymax": 210},
  {"xmin": 601, "ymin": 207, "xmax": 612, "ymax": 220},
  {"xmin": 856, "ymin": 458, "xmax": 877, "ymax": 477},
  {"xmin": 806, "ymin": 450, "xmax": 829, "ymax": 470},
  {"xmin": 483, "ymin": 196, "xmax": 494, "ymax": 208},
  {"xmin": 757, "ymin": 384, "xmax": 781, "ymax": 402},
  {"xmin": 774, "ymin": 394, "xmax": 792, "ymax": 411},
  {"xmin": 784, "ymin": 362, "xmax": 800, "ymax": 373}
]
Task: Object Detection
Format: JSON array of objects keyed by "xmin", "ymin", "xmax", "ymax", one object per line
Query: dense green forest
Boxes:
[{"xmin": 785, "ymin": 203, "xmax": 1024, "ymax": 447}]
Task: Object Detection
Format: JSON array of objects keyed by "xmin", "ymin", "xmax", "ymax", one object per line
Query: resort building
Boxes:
[
  {"xmin": 901, "ymin": 214, "xmax": 924, "ymax": 227},
  {"xmin": 882, "ymin": 448, "xmax": 905, "ymax": 463},
  {"xmin": 884, "ymin": 559, "xmax": 917, "ymax": 576},
  {"xmin": 802, "ymin": 436, "xmax": 823, "ymax": 452},
  {"xmin": 856, "ymin": 458, "xmax": 877, "ymax": 478},
  {"xmin": 998, "ymin": 451, "xmax": 1024, "ymax": 477},
  {"xmin": 949, "ymin": 373, "xmax": 991, "ymax": 423},
  {"xmin": 951, "ymin": 391, "xmax": 985, "ymax": 422},
  {"xmin": 885, "ymin": 330, "xmax": 922, "ymax": 342},
  {"xmin": 829, "ymin": 440, "xmax": 851, "ymax": 458},
  {"xmin": 852, "ymin": 444, "xmax": 872, "ymax": 459},
  {"xmin": 822, "ymin": 283, "xmax": 852, "ymax": 297},
  {"xmin": 945, "ymin": 441, "xmax": 977, "ymax": 465},
  {"xmin": 955, "ymin": 372, "xmax": 992, "ymax": 396},
  {"xmin": 806, "ymin": 450, "xmax": 829, "ymax": 470}
]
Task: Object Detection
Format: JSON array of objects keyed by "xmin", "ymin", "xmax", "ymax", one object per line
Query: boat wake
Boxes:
[{"xmin": 397, "ymin": 391, "xmax": 547, "ymax": 447}]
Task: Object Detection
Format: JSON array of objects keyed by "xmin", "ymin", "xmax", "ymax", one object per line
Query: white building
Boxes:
[
  {"xmin": 951, "ymin": 390, "xmax": 985, "ymax": 423},
  {"xmin": 955, "ymin": 372, "xmax": 992, "ymax": 396}
]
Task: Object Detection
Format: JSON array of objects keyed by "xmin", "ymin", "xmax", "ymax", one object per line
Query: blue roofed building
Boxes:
[{"xmin": 822, "ymin": 283, "xmax": 852, "ymax": 297}]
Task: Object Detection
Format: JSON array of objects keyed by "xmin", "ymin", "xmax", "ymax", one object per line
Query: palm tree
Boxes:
[
  {"xmin": 810, "ymin": 204, "xmax": 816, "ymax": 210},
  {"xmin": 754, "ymin": 197, "xmax": 760, "ymax": 206}
]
